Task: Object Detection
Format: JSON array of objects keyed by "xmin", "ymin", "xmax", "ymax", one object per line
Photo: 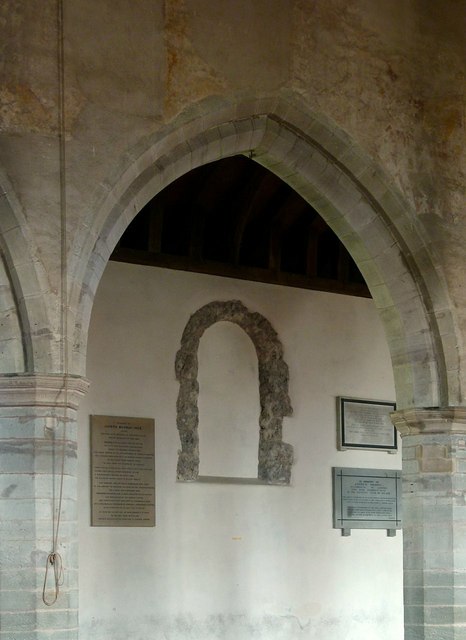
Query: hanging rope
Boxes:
[{"xmin": 43, "ymin": 0, "xmax": 69, "ymax": 607}]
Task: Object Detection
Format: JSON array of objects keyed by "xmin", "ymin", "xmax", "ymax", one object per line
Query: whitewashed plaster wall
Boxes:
[{"xmin": 77, "ymin": 262, "xmax": 402, "ymax": 640}]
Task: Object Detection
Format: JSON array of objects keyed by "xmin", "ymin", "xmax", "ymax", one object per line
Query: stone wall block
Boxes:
[
  {"xmin": 0, "ymin": 535, "xmax": 76, "ymax": 572},
  {"xmin": 0, "ymin": 589, "xmax": 37, "ymax": 612},
  {"xmin": 403, "ymin": 586, "xmax": 425, "ymax": 605},
  {"xmin": 452, "ymin": 476, "xmax": 466, "ymax": 490},
  {"xmin": 405, "ymin": 604, "xmax": 453, "ymax": 626},
  {"xmin": 402, "ymin": 459, "xmax": 421, "ymax": 475},
  {"xmin": 306, "ymin": 116, "xmax": 353, "ymax": 159},
  {"xmin": 431, "ymin": 605, "xmax": 466, "ymax": 625},
  {"xmin": 35, "ymin": 607, "xmax": 79, "ymax": 630},
  {"xmin": 402, "ymin": 442, "xmax": 418, "ymax": 460},
  {"xmin": 35, "ymin": 631, "xmax": 79, "ymax": 640},
  {"xmin": 406, "ymin": 629, "xmax": 453, "ymax": 640},
  {"xmin": 0, "ymin": 472, "xmax": 76, "ymax": 500},
  {"xmin": 0, "ymin": 568, "xmax": 39, "ymax": 592},
  {"xmin": 264, "ymin": 131, "xmax": 304, "ymax": 172},
  {"xmin": 453, "ymin": 506, "xmax": 466, "ymax": 523},
  {"xmin": 404, "ymin": 570, "xmax": 455, "ymax": 589},
  {"xmin": 405, "ymin": 586, "xmax": 460, "ymax": 606},
  {"xmin": 417, "ymin": 444, "xmax": 455, "ymax": 473},
  {"xmin": 0, "ymin": 612, "xmax": 38, "ymax": 633},
  {"xmin": 452, "ymin": 550, "xmax": 466, "ymax": 570},
  {"xmin": 0, "ymin": 439, "xmax": 78, "ymax": 476},
  {"xmin": 453, "ymin": 573, "xmax": 466, "ymax": 588},
  {"xmin": 402, "ymin": 540, "xmax": 425, "ymax": 569},
  {"xmin": 0, "ymin": 518, "xmax": 75, "ymax": 542},
  {"xmin": 1, "ymin": 497, "xmax": 54, "ymax": 523},
  {"xmin": 452, "ymin": 582, "xmax": 466, "ymax": 606},
  {"xmin": 455, "ymin": 459, "xmax": 466, "ymax": 473},
  {"xmin": 232, "ymin": 118, "xmax": 258, "ymax": 153}
]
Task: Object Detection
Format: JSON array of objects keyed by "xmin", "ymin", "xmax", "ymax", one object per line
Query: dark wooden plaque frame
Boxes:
[{"xmin": 338, "ymin": 397, "xmax": 397, "ymax": 452}]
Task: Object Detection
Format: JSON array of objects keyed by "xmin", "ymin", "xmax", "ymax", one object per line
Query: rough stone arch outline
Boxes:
[{"xmin": 175, "ymin": 300, "xmax": 294, "ymax": 484}]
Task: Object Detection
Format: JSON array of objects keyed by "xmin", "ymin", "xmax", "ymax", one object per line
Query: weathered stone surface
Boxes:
[
  {"xmin": 164, "ymin": 0, "xmax": 226, "ymax": 119},
  {"xmin": 175, "ymin": 300, "xmax": 293, "ymax": 484}
]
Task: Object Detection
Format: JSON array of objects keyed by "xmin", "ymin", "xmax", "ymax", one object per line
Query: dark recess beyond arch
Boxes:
[{"xmin": 111, "ymin": 155, "xmax": 369, "ymax": 298}]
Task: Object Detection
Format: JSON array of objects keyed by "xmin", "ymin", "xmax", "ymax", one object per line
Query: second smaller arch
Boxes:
[{"xmin": 175, "ymin": 300, "xmax": 294, "ymax": 484}]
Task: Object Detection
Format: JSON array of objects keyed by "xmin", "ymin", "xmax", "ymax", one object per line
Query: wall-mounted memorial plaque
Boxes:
[
  {"xmin": 90, "ymin": 415, "xmax": 155, "ymax": 527},
  {"xmin": 338, "ymin": 397, "xmax": 397, "ymax": 452},
  {"xmin": 333, "ymin": 467, "xmax": 402, "ymax": 536}
]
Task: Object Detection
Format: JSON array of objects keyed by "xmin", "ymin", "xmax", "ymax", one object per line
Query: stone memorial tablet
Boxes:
[
  {"xmin": 338, "ymin": 397, "xmax": 397, "ymax": 452},
  {"xmin": 90, "ymin": 415, "xmax": 155, "ymax": 527},
  {"xmin": 333, "ymin": 467, "xmax": 401, "ymax": 535}
]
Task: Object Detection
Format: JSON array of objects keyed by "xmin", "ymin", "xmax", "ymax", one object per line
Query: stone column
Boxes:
[
  {"xmin": 393, "ymin": 408, "xmax": 466, "ymax": 640},
  {"xmin": 0, "ymin": 374, "xmax": 88, "ymax": 640}
]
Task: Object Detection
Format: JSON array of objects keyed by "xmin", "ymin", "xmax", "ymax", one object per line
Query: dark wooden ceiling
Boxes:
[{"xmin": 111, "ymin": 155, "xmax": 370, "ymax": 298}]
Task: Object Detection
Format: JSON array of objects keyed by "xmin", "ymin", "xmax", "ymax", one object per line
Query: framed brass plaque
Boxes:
[
  {"xmin": 338, "ymin": 397, "xmax": 397, "ymax": 452},
  {"xmin": 90, "ymin": 415, "xmax": 155, "ymax": 527}
]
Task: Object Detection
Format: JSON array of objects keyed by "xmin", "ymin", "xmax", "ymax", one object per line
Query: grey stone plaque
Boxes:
[
  {"xmin": 333, "ymin": 467, "xmax": 401, "ymax": 535},
  {"xmin": 338, "ymin": 397, "xmax": 397, "ymax": 452},
  {"xmin": 90, "ymin": 415, "xmax": 155, "ymax": 527}
]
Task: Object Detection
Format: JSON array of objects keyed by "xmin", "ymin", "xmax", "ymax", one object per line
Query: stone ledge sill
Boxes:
[{"xmin": 179, "ymin": 475, "xmax": 291, "ymax": 486}]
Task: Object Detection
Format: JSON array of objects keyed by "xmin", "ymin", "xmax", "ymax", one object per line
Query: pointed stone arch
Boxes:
[
  {"xmin": 0, "ymin": 249, "xmax": 24, "ymax": 373},
  {"xmin": 70, "ymin": 92, "xmax": 459, "ymax": 409},
  {"xmin": 0, "ymin": 171, "xmax": 56, "ymax": 373},
  {"xmin": 175, "ymin": 300, "xmax": 293, "ymax": 484}
]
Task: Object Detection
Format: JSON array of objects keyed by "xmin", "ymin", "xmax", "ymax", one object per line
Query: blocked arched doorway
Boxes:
[{"xmin": 174, "ymin": 300, "xmax": 294, "ymax": 484}]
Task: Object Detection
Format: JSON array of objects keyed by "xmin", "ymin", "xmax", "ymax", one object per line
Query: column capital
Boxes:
[
  {"xmin": 392, "ymin": 406, "xmax": 466, "ymax": 437},
  {"xmin": 0, "ymin": 373, "xmax": 89, "ymax": 410}
]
